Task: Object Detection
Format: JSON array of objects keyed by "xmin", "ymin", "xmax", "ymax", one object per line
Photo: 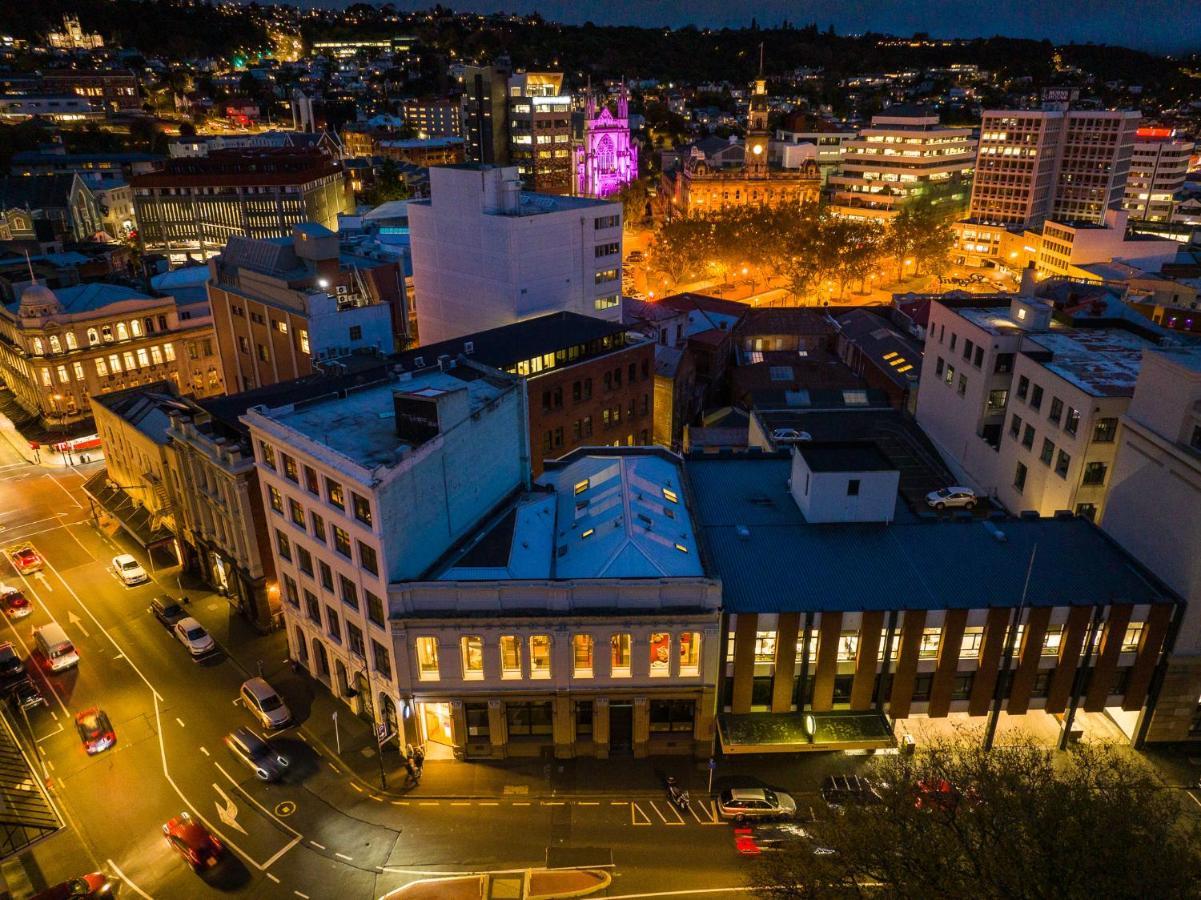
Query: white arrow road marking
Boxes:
[
  {"xmin": 213, "ymin": 784, "xmax": 247, "ymax": 835},
  {"xmin": 67, "ymin": 610, "xmax": 89, "ymax": 638},
  {"xmin": 33, "ymin": 572, "xmax": 52, "ymax": 592}
]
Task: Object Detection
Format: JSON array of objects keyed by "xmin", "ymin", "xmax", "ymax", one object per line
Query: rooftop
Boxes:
[
  {"xmin": 1026, "ymin": 329, "xmax": 1157, "ymax": 397},
  {"xmin": 437, "ymin": 450, "xmax": 704, "ymax": 582},
  {"xmin": 93, "ymin": 383, "xmax": 192, "ymax": 445},
  {"xmin": 686, "ymin": 456, "xmax": 1172, "ymax": 614},
  {"xmin": 4, "ymin": 282, "xmax": 156, "ymax": 317},
  {"xmin": 797, "ymin": 442, "xmax": 896, "ymax": 473}
]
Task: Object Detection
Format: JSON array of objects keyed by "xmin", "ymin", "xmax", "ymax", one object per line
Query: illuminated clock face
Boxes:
[{"xmin": 752, "ymin": 143, "xmax": 764, "ymax": 156}]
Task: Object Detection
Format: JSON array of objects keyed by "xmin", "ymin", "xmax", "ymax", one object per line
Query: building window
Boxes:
[
  {"xmin": 1092, "ymin": 418, "xmax": 1118, "ymax": 443},
  {"xmin": 349, "ymin": 326, "xmax": 362, "ymax": 341},
  {"xmin": 365, "ymin": 590, "xmax": 385, "ymax": 628},
  {"xmin": 573, "ymin": 634, "xmax": 594, "ymax": 677},
  {"xmin": 346, "ymin": 623, "xmax": 364, "ymax": 659},
  {"xmin": 1121, "ymin": 623, "xmax": 1144, "ymax": 653},
  {"xmin": 594, "ymin": 268, "xmax": 618, "ymax": 285},
  {"xmin": 960, "ymin": 627, "xmax": 984, "ymax": 658},
  {"xmin": 500, "ymin": 636, "xmax": 522, "ymax": 679},
  {"xmin": 1039, "ymin": 438, "xmax": 1055, "ymax": 466},
  {"xmin": 311, "ymin": 512, "xmax": 326, "ymax": 543},
  {"xmin": 333, "ymin": 526, "xmax": 351, "ymax": 558},
  {"xmin": 1075, "ymin": 502, "xmax": 1097, "ymax": 522},
  {"xmin": 326, "ymin": 606, "xmax": 341, "ymax": 643},
  {"xmin": 1014, "ymin": 462, "xmax": 1028, "ymax": 492},
  {"xmin": 1064, "ymin": 406, "xmax": 1080, "ymax": 436},
  {"xmin": 649, "ymin": 699, "xmax": 695, "ymax": 733},
  {"xmin": 1082, "ymin": 462, "xmax": 1107, "ymax": 486},
  {"xmin": 944, "ymin": 363, "xmax": 955, "ymax": 386},
  {"xmin": 987, "ymin": 389, "xmax": 1008, "ymax": 412},
  {"xmin": 575, "ymin": 701, "xmax": 593, "ymax": 736},
  {"xmin": 1010, "ymin": 414, "xmax": 1022, "ymax": 439},
  {"xmin": 288, "ymin": 498, "xmax": 305, "ymax": 527},
  {"xmin": 1029, "ymin": 385, "xmax": 1043, "ymax": 411},
  {"xmin": 679, "ymin": 632, "xmax": 701, "ymax": 676},
  {"xmin": 1043, "ymin": 626, "xmax": 1062, "ymax": 656},
  {"xmin": 649, "ymin": 632, "xmax": 670, "ymax": 677},
  {"xmin": 466, "ymin": 703, "xmax": 490, "ymax": 740},
  {"xmin": 358, "ymin": 542, "xmax": 379, "ymax": 577},
  {"xmin": 415, "ymin": 637, "xmax": 439, "ymax": 680},
  {"xmin": 297, "ymin": 546, "xmax": 313, "ymax": 577},
  {"xmin": 461, "ymin": 637, "xmax": 484, "ymax": 680},
  {"xmin": 372, "ymin": 640, "xmax": 392, "ymax": 680},
  {"xmin": 530, "ymin": 635, "xmax": 551, "ymax": 679},
  {"xmin": 1055, "ymin": 450, "xmax": 1071, "ymax": 479},
  {"xmin": 610, "ymin": 634, "xmax": 632, "ymax": 677},
  {"xmin": 1049, "ymin": 397, "xmax": 1064, "ymax": 425},
  {"xmin": 594, "ymin": 294, "xmax": 619, "ymax": 310},
  {"xmin": 319, "ymin": 561, "xmax": 333, "ymax": 592},
  {"xmin": 305, "ymin": 591, "xmax": 320, "ymax": 624},
  {"xmin": 847, "ymin": 479, "xmax": 860, "ymax": 497},
  {"xmin": 837, "ymin": 632, "xmax": 860, "ymax": 662},
  {"xmin": 754, "ymin": 632, "xmax": 777, "ymax": 663},
  {"xmin": 283, "ymin": 575, "xmax": 299, "ymax": 608},
  {"xmin": 506, "ymin": 701, "xmax": 553, "ymax": 737},
  {"xmin": 303, "ymin": 466, "xmax": 319, "ymax": 495},
  {"xmin": 275, "ymin": 529, "xmax": 291, "ymax": 561},
  {"xmin": 919, "ymin": 628, "xmax": 942, "ymax": 659},
  {"xmin": 339, "ymin": 575, "xmax": 358, "ymax": 610},
  {"xmin": 1022, "ymin": 424, "xmax": 1035, "ymax": 449},
  {"xmin": 282, "ymin": 455, "xmax": 299, "ymax": 483},
  {"xmin": 951, "ymin": 673, "xmax": 975, "ymax": 701},
  {"xmin": 1017, "ymin": 376, "xmax": 1029, "ymax": 400},
  {"xmin": 268, "ymin": 486, "xmax": 283, "ymax": 514},
  {"xmin": 935, "ymin": 357, "xmax": 944, "ymax": 378},
  {"xmin": 326, "ymin": 478, "xmax": 345, "ymax": 510}
]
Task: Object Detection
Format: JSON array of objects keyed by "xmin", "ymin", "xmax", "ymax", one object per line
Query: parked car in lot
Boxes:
[
  {"xmin": 925, "ymin": 486, "xmax": 978, "ymax": 510},
  {"xmin": 2, "ymin": 587, "xmax": 32, "ymax": 620},
  {"xmin": 820, "ymin": 774, "xmax": 884, "ymax": 809},
  {"xmin": 240, "ymin": 677, "xmax": 291, "ymax": 729},
  {"xmin": 75, "ymin": 708, "xmax": 116, "ymax": 755},
  {"xmin": 9, "ymin": 546, "xmax": 42, "ymax": 575},
  {"xmin": 914, "ymin": 777, "xmax": 963, "ymax": 812},
  {"xmin": 225, "ymin": 727, "xmax": 289, "ymax": 781},
  {"xmin": 163, "ymin": 811, "xmax": 224, "ymax": 871},
  {"xmin": 149, "ymin": 595, "xmax": 186, "ymax": 627},
  {"xmin": 112, "ymin": 554, "xmax": 148, "ymax": 586},
  {"xmin": 173, "ymin": 617, "xmax": 215, "ymax": 657},
  {"xmin": 717, "ymin": 787, "xmax": 797, "ymax": 821},
  {"xmin": 627, "ymin": 250, "xmax": 645, "ymax": 263},
  {"xmin": 771, "ymin": 428, "xmax": 813, "ymax": 443},
  {"xmin": 8, "ymin": 677, "xmax": 46, "ymax": 711},
  {"xmin": 30, "ymin": 872, "xmax": 113, "ymax": 899},
  {"xmin": 0, "ymin": 641, "xmax": 24, "ymax": 679}
]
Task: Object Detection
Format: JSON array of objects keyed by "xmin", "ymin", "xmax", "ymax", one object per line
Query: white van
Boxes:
[{"xmin": 34, "ymin": 623, "xmax": 78, "ymax": 672}]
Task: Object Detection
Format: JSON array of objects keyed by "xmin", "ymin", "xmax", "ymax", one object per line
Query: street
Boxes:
[{"xmin": 0, "ymin": 454, "xmax": 755, "ymax": 900}]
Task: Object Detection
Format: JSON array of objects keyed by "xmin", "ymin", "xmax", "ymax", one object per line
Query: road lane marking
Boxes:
[
  {"xmin": 199, "ymin": 746, "xmax": 209, "ymax": 756},
  {"xmin": 602, "ymin": 888, "xmax": 757, "ymax": 899},
  {"xmin": 175, "ymin": 718, "xmax": 185, "ymax": 728},
  {"xmin": 34, "ymin": 723, "xmax": 64, "ymax": 743},
  {"xmin": 689, "ymin": 800, "xmax": 720, "ymax": 825},
  {"xmin": 43, "ymin": 472, "xmax": 83, "ymax": 509},
  {"xmin": 610, "ymin": 801, "xmax": 625, "ymax": 806},
  {"xmin": 450, "ymin": 801, "xmax": 470, "ymax": 806},
  {"xmin": 294, "ymin": 893, "xmax": 310, "ymax": 899},
  {"xmin": 541, "ymin": 801, "xmax": 565, "ymax": 806},
  {"xmin": 266, "ymin": 873, "xmax": 280, "ymax": 883},
  {"xmin": 214, "ymin": 762, "xmax": 303, "ymax": 838},
  {"xmin": 212, "ymin": 784, "xmax": 247, "ymax": 835},
  {"xmin": 334, "ymin": 852, "xmax": 353, "ymax": 861},
  {"xmin": 309, "ymin": 840, "xmax": 326, "ymax": 850},
  {"xmin": 350, "ymin": 782, "xmax": 363, "ymax": 793},
  {"xmin": 648, "ymin": 800, "xmax": 685, "ymax": 825},
  {"xmin": 327, "ymin": 762, "xmax": 339, "ymax": 773},
  {"xmin": 419, "ymin": 801, "xmax": 439, "ymax": 806},
  {"xmin": 511, "ymin": 801, "xmax": 530, "ymax": 806},
  {"xmin": 630, "ymin": 802, "xmax": 652, "ymax": 826},
  {"xmin": 66, "ymin": 610, "xmax": 88, "ymax": 637},
  {"xmin": 579, "ymin": 801, "xmax": 600, "ymax": 806},
  {"xmin": 391, "ymin": 800, "xmax": 409, "ymax": 806},
  {"xmin": 106, "ymin": 859, "xmax": 153, "ymax": 900}
]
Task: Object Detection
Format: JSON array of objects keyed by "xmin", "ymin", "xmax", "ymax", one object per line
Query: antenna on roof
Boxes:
[{"xmin": 24, "ymin": 250, "xmax": 36, "ymax": 285}]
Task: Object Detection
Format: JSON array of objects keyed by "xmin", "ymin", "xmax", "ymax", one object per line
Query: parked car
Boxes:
[
  {"xmin": 173, "ymin": 618, "xmax": 215, "ymax": 657},
  {"xmin": 925, "ymin": 487, "xmax": 978, "ymax": 510},
  {"xmin": 717, "ymin": 787, "xmax": 797, "ymax": 821},
  {"xmin": 821, "ymin": 774, "xmax": 884, "ymax": 809},
  {"xmin": 0, "ymin": 641, "xmax": 24, "ymax": 679},
  {"xmin": 112, "ymin": 554, "xmax": 148, "ymax": 586},
  {"xmin": 163, "ymin": 811, "xmax": 224, "ymax": 871},
  {"xmin": 2, "ymin": 588, "xmax": 31, "ymax": 620},
  {"xmin": 771, "ymin": 428, "xmax": 813, "ymax": 443},
  {"xmin": 75, "ymin": 708, "xmax": 116, "ymax": 755},
  {"xmin": 224, "ymin": 726, "xmax": 289, "ymax": 782},
  {"xmin": 30, "ymin": 873, "xmax": 113, "ymax": 899},
  {"xmin": 914, "ymin": 777, "xmax": 962, "ymax": 812},
  {"xmin": 240, "ymin": 677, "xmax": 291, "ymax": 729},
  {"xmin": 9, "ymin": 677, "xmax": 45, "ymax": 711},
  {"xmin": 627, "ymin": 250, "xmax": 645, "ymax": 263},
  {"xmin": 149, "ymin": 595, "xmax": 186, "ymax": 627},
  {"xmin": 9, "ymin": 546, "xmax": 42, "ymax": 575}
]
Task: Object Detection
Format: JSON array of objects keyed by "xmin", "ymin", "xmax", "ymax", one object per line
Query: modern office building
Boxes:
[
  {"xmin": 506, "ymin": 72, "xmax": 573, "ymax": 194},
  {"xmin": 207, "ymin": 224, "xmax": 397, "ymax": 393},
  {"xmin": 772, "ymin": 111, "xmax": 855, "ymax": 182},
  {"xmin": 827, "ymin": 106, "xmax": 975, "ymax": 221},
  {"xmin": 408, "ymin": 164, "xmax": 623, "ymax": 344},
  {"xmin": 399, "ymin": 312, "xmax": 654, "ymax": 475},
  {"xmin": 460, "ymin": 61, "xmax": 511, "ymax": 167},
  {"xmin": 1102, "ymin": 348, "xmax": 1201, "ymax": 742},
  {"xmin": 1122, "ymin": 127, "xmax": 1195, "ymax": 223},
  {"xmin": 0, "ymin": 282, "xmax": 223, "ymax": 429},
  {"xmin": 131, "ymin": 150, "xmax": 353, "ymax": 266}
]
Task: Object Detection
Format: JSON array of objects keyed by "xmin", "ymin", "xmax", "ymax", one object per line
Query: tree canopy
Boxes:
[{"xmin": 748, "ymin": 734, "xmax": 1201, "ymax": 900}]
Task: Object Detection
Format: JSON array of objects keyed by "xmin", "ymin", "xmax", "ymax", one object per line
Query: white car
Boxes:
[
  {"xmin": 926, "ymin": 487, "xmax": 978, "ymax": 510},
  {"xmin": 771, "ymin": 428, "xmax": 813, "ymax": 443},
  {"xmin": 173, "ymin": 617, "xmax": 215, "ymax": 657},
  {"xmin": 112, "ymin": 554, "xmax": 148, "ymax": 586}
]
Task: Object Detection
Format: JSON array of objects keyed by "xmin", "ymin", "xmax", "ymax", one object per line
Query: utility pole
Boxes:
[{"xmin": 984, "ymin": 544, "xmax": 1037, "ymax": 750}]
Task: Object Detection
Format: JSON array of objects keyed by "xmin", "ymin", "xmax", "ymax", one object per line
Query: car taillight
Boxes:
[{"xmin": 188, "ymin": 850, "xmax": 199, "ymax": 863}]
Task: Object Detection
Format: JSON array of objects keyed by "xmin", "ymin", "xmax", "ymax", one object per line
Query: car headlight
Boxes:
[{"xmin": 277, "ymin": 755, "xmax": 289, "ymax": 767}]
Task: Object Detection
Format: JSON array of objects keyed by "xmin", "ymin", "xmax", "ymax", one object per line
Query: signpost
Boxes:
[
  {"xmin": 707, "ymin": 757, "xmax": 717, "ymax": 794},
  {"xmin": 332, "ymin": 710, "xmax": 341, "ymax": 755}
]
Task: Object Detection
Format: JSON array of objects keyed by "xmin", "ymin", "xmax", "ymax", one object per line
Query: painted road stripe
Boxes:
[
  {"xmin": 391, "ymin": 800, "xmax": 409, "ymax": 806},
  {"xmin": 478, "ymin": 801, "xmax": 499, "ymax": 806},
  {"xmin": 511, "ymin": 801, "xmax": 530, "ymax": 806},
  {"xmin": 295, "ymin": 892, "xmax": 310, "ymax": 899},
  {"xmin": 267, "ymin": 873, "xmax": 280, "ymax": 883},
  {"xmin": 542, "ymin": 801, "xmax": 565, "ymax": 806},
  {"xmin": 335, "ymin": 852, "xmax": 353, "ymax": 861},
  {"xmin": 106, "ymin": 859, "xmax": 152, "ymax": 900},
  {"xmin": 631, "ymin": 801, "xmax": 652, "ymax": 826},
  {"xmin": 327, "ymin": 762, "xmax": 339, "ymax": 773},
  {"xmin": 450, "ymin": 801, "xmax": 470, "ymax": 806},
  {"xmin": 350, "ymin": 783, "xmax": 363, "ymax": 793},
  {"xmin": 176, "ymin": 718, "xmax": 185, "ymax": 728},
  {"xmin": 419, "ymin": 801, "xmax": 439, "ymax": 806},
  {"xmin": 309, "ymin": 840, "xmax": 326, "ymax": 850},
  {"xmin": 578, "ymin": 801, "xmax": 599, "ymax": 806},
  {"xmin": 199, "ymin": 746, "xmax": 209, "ymax": 756}
]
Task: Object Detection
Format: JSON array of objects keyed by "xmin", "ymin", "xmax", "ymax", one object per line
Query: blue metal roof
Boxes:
[
  {"xmin": 686, "ymin": 457, "xmax": 1172, "ymax": 613},
  {"xmin": 54, "ymin": 283, "xmax": 152, "ymax": 312}
]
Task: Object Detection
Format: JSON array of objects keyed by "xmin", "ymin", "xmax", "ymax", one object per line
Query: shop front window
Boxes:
[
  {"xmin": 679, "ymin": 632, "xmax": 701, "ymax": 676},
  {"xmin": 506, "ymin": 701, "xmax": 553, "ymax": 737},
  {"xmin": 575, "ymin": 701, "xmax": 593, "ymax": 736},
  {"xmin": 573, "ymin": 634, "xmax": 594, "ymax": 677},
  {"xmin": 500, "ymin": 636, "xmax": 521, "ymax": 679},
  {"xmin": 415, "ymin": 637, "xmax": 439, "ymax": 681},
  {"xmin": 650, "ymin": 633, "xmax": 671, "ymax": 677},
  {"xmin": 610, "ymin": 634, "xmax": 631, "ymax": 677},
  {"xmin": 461, "ymin": 636, "xmax": 484, "ymax": 680},
  {"xmin": 649, "ymin": 699, "xmax": 695, "ymax": 733},
  {"xmin": 465, "ymin": 703, "xmax": 490, "ymax": 739},
  {"xmin": 530, "ymin": 635, "xmax": 551, "ymax": 679}
]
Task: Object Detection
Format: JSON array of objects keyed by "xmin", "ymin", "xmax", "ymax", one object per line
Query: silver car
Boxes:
[
  {"xmin": 926, "ymin": 486, "xmax": 978, "ymax": 510},
  {"xmin": 240, "ymin": 677, "xmax": 291, "ymax": 729},
  {"xmin": 718, "ymin": 787, "xmax": 797, "ymax": 820}
]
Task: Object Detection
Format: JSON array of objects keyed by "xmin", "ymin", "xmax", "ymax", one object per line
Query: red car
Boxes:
[
  {"xmin": 10, "ymin": 547, "xmax": 42, "ymax": 576},
  {"xmin": 163, "ymin": 812, "xmax": 224, "ymax": 871},
  {"xmin": 2, "ymin": 588, "xmax": 31, "ymax": 620},
  {"xmin": 914, "ymin": 778, "xmax": 961, "ymax": 812},
  {"xmin": 30, "ymin": 873, "xmax": 112, "ymax": 899},
  {"xmin": 74, "ymin": 708, "xmax": 116, "ymax": 755}
]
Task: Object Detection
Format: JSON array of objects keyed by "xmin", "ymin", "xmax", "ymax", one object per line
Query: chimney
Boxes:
[{"xmin": 1019, "ymin": 262, "xmax": 1036, "ymax": 298}]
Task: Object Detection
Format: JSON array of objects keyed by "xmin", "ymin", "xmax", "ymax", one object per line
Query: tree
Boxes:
[
  {"xmin": 616, "ymin": 178, "xmax": 651, "ymax": 230},
  {"xmin": 748, "ymin": 732, "xmax": 1201, "ymax": 900},
  {"xmin": 366, "ymin": 159, "xmax": 411, "ymax": 206}
]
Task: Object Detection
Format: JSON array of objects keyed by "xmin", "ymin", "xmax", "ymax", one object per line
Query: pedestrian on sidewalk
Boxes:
[
  {"xmin": 414, "ymin": 744, "xmax": 425, "ymax": 769},
  {"xmin": 403, "ymin": 756, "xmax": 420, "ymax": 786}
]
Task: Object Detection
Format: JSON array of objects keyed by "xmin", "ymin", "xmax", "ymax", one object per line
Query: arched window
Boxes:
[
  {"xmin": 30, "ymin": 337, "xmax": 43, "ymax": 355},
  {"xmin": 65, "ymin": 332, "xmax": 77, "ymax": 350},
  {"xmin": 130, "ymin": 319, "xmax": 143, "ymax": 337},
  {"xmin": 116, "ymin": 322, "xmax": 129, "ymax": 341},
  {"xmin": 596, "ymin": 135, "xmax": 615, "ymax": 174},
  {"xmin": 48, "ymin": 335, "xmax": 61, "ymax": 354},
  {"xmin": 87, "ymin": 328, "xmax": 99, "ymax": 346}
]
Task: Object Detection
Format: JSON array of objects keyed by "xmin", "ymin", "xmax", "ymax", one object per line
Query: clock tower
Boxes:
[{"xmin": 745, "ymin": 46, "xmax": 769, "ymax": 177}]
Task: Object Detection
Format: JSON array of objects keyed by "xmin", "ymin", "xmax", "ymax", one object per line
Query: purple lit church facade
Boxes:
[{"xmin": 573, "ymin": 88, "xmax": 638, "ymax": 198}]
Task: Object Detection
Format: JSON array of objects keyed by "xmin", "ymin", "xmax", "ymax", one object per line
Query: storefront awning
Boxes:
[
  {"xmin": 718, "ymin": 711, "xmax": 894, "ymax": 754},
  {"xmin": 81, "ymin": 469, "xmax": 174, "ymax": 549}
]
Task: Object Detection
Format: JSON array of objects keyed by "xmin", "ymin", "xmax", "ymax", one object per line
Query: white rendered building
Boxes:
[{"xmin": 1122, "ymin": 128, "xmax": 1195, "ymax": 223}]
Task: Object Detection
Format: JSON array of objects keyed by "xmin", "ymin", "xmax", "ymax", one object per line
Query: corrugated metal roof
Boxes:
[{"xmin": 687, "ymin": 457, "xmax": 1171, "ymax": 613}]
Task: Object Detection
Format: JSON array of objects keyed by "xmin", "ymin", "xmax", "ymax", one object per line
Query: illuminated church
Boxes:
[{"xmin": 573, "ymin": 86, "xmax": 638, "ymax": 198}]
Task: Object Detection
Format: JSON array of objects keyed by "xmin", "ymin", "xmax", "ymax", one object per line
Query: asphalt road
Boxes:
[{"xmin": 0, "ymin": 460, "xmax": 755, "ymax": 900}]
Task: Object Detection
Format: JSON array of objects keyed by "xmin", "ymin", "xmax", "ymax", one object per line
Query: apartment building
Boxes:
[
  {"xmin": 398, "ymin": 311, "xmax": 654, "ymax": 475},
  {"xmin": 245, "ymin": 362, "xmax": 530, "ymax": 750},
  {"xmin": 0, "ymin": 282, "xmax": 223, "ymax": 428},
  {"xmin": 507, "ymin": 72, "xmax": 572, "ymax": 194},
  {"xmin": 1102, "ymin": 348, "xmax": 1201, "ymax": 742},
  {"xmin": 206, "ymin": 224, "xmax": 396, "ymax": 392},
  {"xmin": 408, "ymin": 164, "xmax": 623, "ymax": 344},
  {"xmin": 914, "ymin": 282, "xmax": 1175, "ymax": 520},
  {"xmin": 828, "ymin": 106, "xmax": 975, "ymax": 222},
  {"xmin": 40, "ymin": 69, "xmax": 139, "ymax": 113},
  {"xmin": 460, "ymin": 62, "xmax": 511, "ymax": 166},
  {"xmin": 1122, "ymin": 128, "xmax": 1195, "ymax": 223},
  {"xmin": 131, "ymin": 150, "xmax": 353, "ymax": 266},
  {"xmin": 401, "ymin": 98, "xmax": 461, "ymax": 139},
  {"xmin": 688, "ymin": 449, "xmax": 1180, "ymax": 752}
]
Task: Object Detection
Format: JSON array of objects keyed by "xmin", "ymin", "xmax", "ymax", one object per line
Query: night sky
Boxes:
[{"xmin": 357, "ymin": 0, "xmax": 1200, "ymax": 53}]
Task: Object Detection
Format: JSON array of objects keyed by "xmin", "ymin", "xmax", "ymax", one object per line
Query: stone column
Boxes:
[
  {"xmin": 1045, "ymin": 606, "xmax": 1093, "ymax": 715},
  {"xmin": 771, "ymin": 613, "xmax": 800, "ymax": 713},
  {"xmin": 449, "ymin": 699, "xmax": 467, "ymax": 760},
  {"xmin": 552, "ymin": 693, "xmax": 575, "ymax": 759},
  {"xmin": 487, "ymin": 698, "xmax": 508, "ymax": 759},
  {"xmin": 730, "ymin": 614, "xmax": 758, "ymax": 714},
  {"xmin": 592, "ymin": 697, "xmax": 610, "ymax": 760},
  {"xmin": 632, "ymin": 696, "xmax": 649, "ymax": 758},
  {"xmin": 850, "ymin": 610, "xmax": 884, "ymax": 711},
  {"xmin": 811, "ymin": 612, "xmax": 843, "ymax": 712}
]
